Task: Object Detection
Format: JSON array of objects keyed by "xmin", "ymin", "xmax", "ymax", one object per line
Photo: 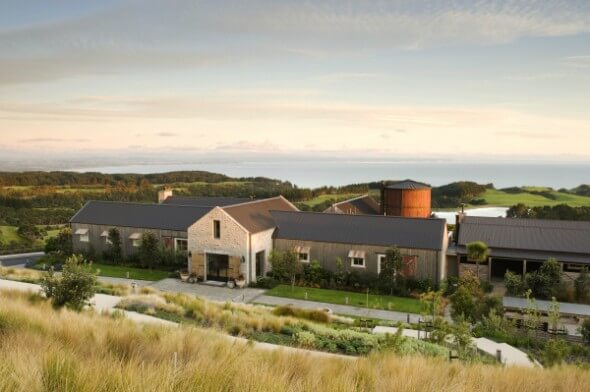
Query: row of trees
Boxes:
[{"xmin": 507, "ymin": 203, "xmax": 590, "ymax": 221}]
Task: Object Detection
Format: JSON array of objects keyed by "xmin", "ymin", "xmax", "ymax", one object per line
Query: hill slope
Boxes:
[{"xmin": 0, "ymin": 290, "xmax": 588, "ymax": 392}]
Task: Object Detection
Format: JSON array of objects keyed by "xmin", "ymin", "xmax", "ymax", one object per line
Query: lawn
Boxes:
[
  {"xmin": 265, "ymin": 284, "xmax": 424, "ymax": 314},
  {"xmin": 477, "ymin": 189, "xmax": 590, "ymax": 207},
  {"xmin": 300, "ymin": 193, "xmax": 361, "ymax": 208},
  {"xmin": 0, "ymin": 226, "xmax": 21, "ymax": 245},
  {"xmin": 91, "ymin": 263, "xmax": 171, "ymax": 281}
]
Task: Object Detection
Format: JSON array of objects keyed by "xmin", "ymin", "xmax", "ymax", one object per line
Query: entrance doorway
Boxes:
[
  {"xmin": 255, "ymin": 250, "xmax": 265, "ymax": 278},
  {"xmin": 207, "ymin": 253, "xmax": 229, "ymax": 281}
]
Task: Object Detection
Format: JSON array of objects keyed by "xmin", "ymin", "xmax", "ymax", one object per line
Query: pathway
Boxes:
[
  {"xmin": 372, "ymin": 325, "xmax": 537, "ymax": 368},
  {"xmin": 151, "ymin": 278, "xmax": 265, "ymax": 303},
  {"xmin": 0, "ymin": 278, "xmax": 352, "ymax": 361},
  {"xmin": 255, "ymin": 295, "xmax": 422, "ymax": 322},
  {"xmin": 0, "ymin": 251, "xmax": 45, "ymax": 267}
]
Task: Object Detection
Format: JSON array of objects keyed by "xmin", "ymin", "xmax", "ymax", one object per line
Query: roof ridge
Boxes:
[
  {"xmin": 86, "ymin": 200, "xmax": 211, "ymax": 209},
  {"xmin": 332, "ymin": 194, "xmax": 370, "ymax": 206},
  {"xmin": 270, "ymin": 209, "xmax": 444, "ymax": 222},
  {"xmin": 222, "ymin": 195, "xmax": 282, "ymax": 209}
]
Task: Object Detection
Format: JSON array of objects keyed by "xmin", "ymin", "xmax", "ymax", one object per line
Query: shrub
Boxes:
[
  {"xmin": 302, "ymin": 260, "xmax": 325, "ymax": 287},
  {"xmin": 294, "ymin": 331, "xmax": 316, "ymax": 348},
  {"xmin": 449, "ymin": 286, "xmax": 475, "ymax": 321},
  {"xmin": 40, "ymin": 254, "xmax": 97, "ymax": 311},
  {"xmin": 250, "ymin": 276, "xmax": 279, "ymax": 289},
  {"xmin": 272, "ymin": 305, "xmax": 330, "ymax": 323},
  {"xmin": 542, "ymin": 339, "xmax": 570, "ymax": 367},
  {"xmin": 504, "ymin": 271, "xmax": 525, "ymax": 296},
  {"xmin": 579, "ymin": 318, "xmax": 590, "ymax": 344}
]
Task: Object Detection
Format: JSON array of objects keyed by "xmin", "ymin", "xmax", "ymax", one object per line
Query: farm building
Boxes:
[
  {"xmin": 271, "ymin": 210, "xmax": 448, "ymax": 284},
  {"xmin": 449, "ymin": 215, "xmax": 590, "ymax": 281},
  {"xmin": 323, "ymin": 194, "xmax": 380, "ymax": 215}
]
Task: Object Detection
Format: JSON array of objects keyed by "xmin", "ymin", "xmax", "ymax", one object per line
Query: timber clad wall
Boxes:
[
  {"xmin": 273, "ymin": 238, "xmax": 441, "ymax": 282},
  {"xmin": 71, "ymin": 223, "xmax": 186, "ymax": 256}
]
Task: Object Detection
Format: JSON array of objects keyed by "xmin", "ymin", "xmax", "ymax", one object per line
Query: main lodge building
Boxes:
[{"xmin": 70, "ymin": 180, "xmax": 590, "ymax": 285}]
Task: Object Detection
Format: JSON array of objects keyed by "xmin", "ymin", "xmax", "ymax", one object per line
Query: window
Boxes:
[
  {"xmin": 377, "ymin": 254, "xmax": 386, "ymax": 275},
  {"xmin": 101, "ymin": 230, "xmax": 111, "ymax": 245},
  {"xmin": 213, "ymin": 220, "xmax": 221, "ymax": 239},
  {"xmin": 348, "ymin": 250, "xmax": 366, "ymax": 268},
  {"xmin": 298, "ymin": 253, "xmax": 309, "ymax": 263},
  {"xmin": 129, "ymin": 232, "xmax": 142, "ymax": 247},
  {"xmin": 75, "ymin": 228, "xmax": 89, "ymax": 243},
  {"xmin": 175, "ymin": 238, "xmax": 188, "ymax": 252}
]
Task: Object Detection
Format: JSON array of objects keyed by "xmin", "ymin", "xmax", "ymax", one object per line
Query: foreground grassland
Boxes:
[
  {"xmin": 0, "ymin": 291, "xmax": 589, "ymax": 392},
  {"xmin": 266, "ymin": 285, "xmax": 424, "ymax": 314}
]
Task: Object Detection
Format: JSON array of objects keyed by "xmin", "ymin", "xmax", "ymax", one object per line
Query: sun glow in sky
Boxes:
[{"xmin": 0, "ymin": 0, "xmax": 589, "ymax": 161}]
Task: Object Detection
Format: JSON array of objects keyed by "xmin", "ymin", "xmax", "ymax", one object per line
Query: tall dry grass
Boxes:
[{"xmin": 0, "ymin": 289, "xmax": 589, "ymax": 392}]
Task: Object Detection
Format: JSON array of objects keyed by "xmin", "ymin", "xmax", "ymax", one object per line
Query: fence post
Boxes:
[
  {"xmin": 407, "ymin": 314, "xmax": 410, "ymax": 323},
  {"xmin": 496, "ymin": 349, "xmax": 502, "ymax": 364}
]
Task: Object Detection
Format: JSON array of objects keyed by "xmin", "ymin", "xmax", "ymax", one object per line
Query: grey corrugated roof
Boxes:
[
  {"xmin": 454, "ymin": 246, "xmax": 590, "ymax": 265},
  {"xmin": 271, "ymin": 210, "xmax": 445, "ymax": 250},
  {"xmin": 162, "ymin": 196, "xmax": 250, "ymax": 207},
  {"xmin": 386, "ymin": 179, "xmax": 431, "ymax": 190},
  {"xmin": 70, "ymin": 201, "xmax": 212, "ymax": 231},
  {"xmin": 324, "ymin": 195, "xmax": 380, "ymax": 215},
  {"xmin": 223, "ymin": 196, "xmax": 298, "ymax": 233},
  {"xmin": 458, "ymin": 216, "xmax": 590, "ymax": 255}
]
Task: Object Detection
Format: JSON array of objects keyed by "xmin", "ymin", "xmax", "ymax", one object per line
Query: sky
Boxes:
[{"xmin": 0, "ymin": 0, "xmax": 589, "ymax": 165}]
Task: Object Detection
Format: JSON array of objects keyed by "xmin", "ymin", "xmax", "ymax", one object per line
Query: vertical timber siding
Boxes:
[
  {"xmin": 70, "ymin": 223, "xmax": 186, "ymax": 257},
  {"xmin": 273, "ymin": 238, "xmax": 441, "ymax": 283}
]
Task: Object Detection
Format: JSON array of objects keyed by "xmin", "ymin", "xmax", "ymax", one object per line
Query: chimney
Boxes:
[
  {"xmin": 158, "ymin": 188, "xmax": 173, "ymax": 203},
  {"xmin": 454, "ymin": 204, "xmax": 467, "ymax": 243}
]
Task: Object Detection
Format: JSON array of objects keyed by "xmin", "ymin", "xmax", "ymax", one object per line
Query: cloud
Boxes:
[
  {"xmin": 18, "ymin": 137, "xmax": 89, "ymax": 143},
  {"xmin": 563, "ymin": 55, "xmax": 590, "ymax": 68},
  {"xmin": 494, "ymin": 131, "xmax": 559, "ymax": 139},
  {"xmin": 156, "ymin": 132, "xmax": 176, "ymax": 137},
  {"xmin": 0, "ymin": 1, "xmax": 589, "ymax": 85}
]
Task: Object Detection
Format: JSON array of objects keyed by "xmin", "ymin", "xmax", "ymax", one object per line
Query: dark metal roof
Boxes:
[
  {"xmin": 70, "ymin": 201, "xmax": 212, "ymax": 231},
  {"xmin": 162, "ymin": 196, "xmax": 250, "ymax": 207},
  {"xmin": 271, "ymin": 210, "xmax": 446, "ymax": 250},
  {"xmin": 223, "ymin": 196, "xmax": 299, "ymax": 233},
  {"xmin": 458, "ymin": 216, "xmax": 590, "ymax": 255},
  {"xmin": 324, "ymin": 195, "xmax": 380, "ymax": 215},
  {"xmin": 454, "ymin": 245, "xmax": 590, "ymax": 265},
  {"xmin": 386, "ymin": 179, "xmax": 431, "ymax": 190}
]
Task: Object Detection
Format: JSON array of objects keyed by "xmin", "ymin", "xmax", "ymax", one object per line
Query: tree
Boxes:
[
  {"xmin": 378, "ymin": 247, "xmax": 404, "ymax": 295},
  {"xmin": 40, "ymin": 254, "xmax": 96, "ymax": 311},
  {"xmin": 548, "ymin": 297, "xmax": 561, "ymax": 333},
  {"xmin": 466, "ymin": 241, "xmax": 489, "ymax": 277},
  {"xmin": 269, "ymin": 249, "xmax": 302, "ymax": 291},
  {"xmin": 504, "ymin": 271, "xmax": 525, "ymax": 296},
  {"xmin": 107, "ymin": 228, "xmax": 122, "ymax": 264},
  {"xmin": 139, "ymin": 232, "xmax": 159, "ymax": 269},
  {"xmin": 450, "ymin": 285, "xmax": 475, "ymax": 321},
  {"xmin": 44, "ymin": 228, "xmax": 73, "ymax": 256},
  {"xmin": 451, "ymin": 316, "xmax": 475, "ymax": 359},
  {"xmin": 526, "ymin": 258, "xmax": 561, "ymax": 299},
  {"xmin": 420, "ymin": 288, "xmax": 446, "ymax": 322}
]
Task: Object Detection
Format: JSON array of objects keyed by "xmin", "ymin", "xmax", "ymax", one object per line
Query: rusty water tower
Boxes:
[{"xmin": 380, "ymin": 179, "xmax": 432, "ymax": 218}]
